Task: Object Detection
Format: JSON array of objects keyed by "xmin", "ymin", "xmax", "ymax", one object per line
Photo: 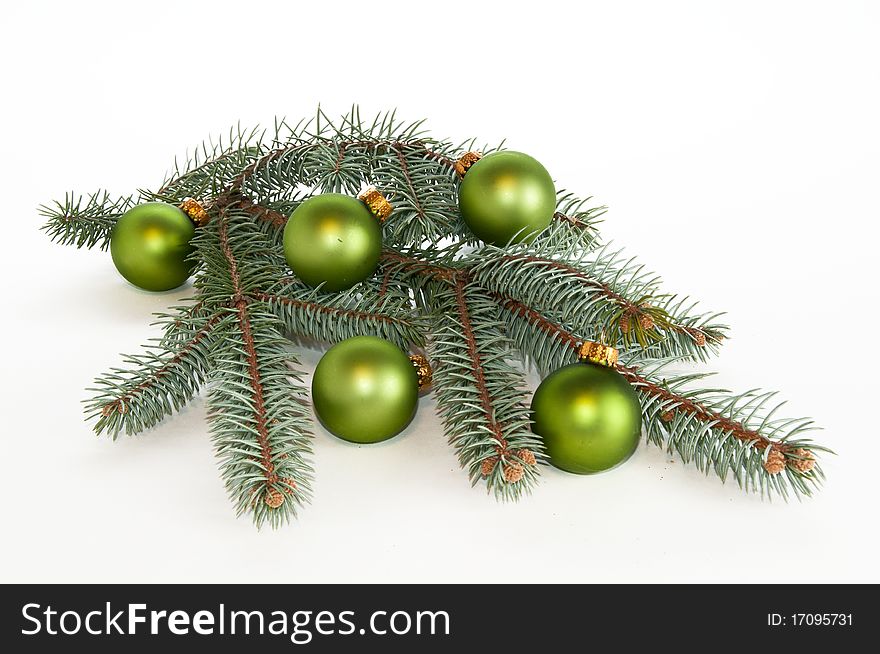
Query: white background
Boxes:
[{"xmin": 1, "ymin": 0, "xmax": 878, "ymax": 583}]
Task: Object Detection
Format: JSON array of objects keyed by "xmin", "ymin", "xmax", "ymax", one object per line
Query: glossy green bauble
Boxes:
[
  {"xmin": 283, "ymin": 194, "xmax": 381, "ymax": 292},
  {"xmin": 110, "ymin": 202, "xmax": 196, "ymax": 292},
  {"xmin": 458, "ymin": 150, "xmax": 556, "ymax": 246},
  {"xmin": 312, "ymin": 336, "xmax": 419, "ymax": 444},
  {"xmin": 531, "ymin": 362, "xmax": 642, "ymax": 474}
]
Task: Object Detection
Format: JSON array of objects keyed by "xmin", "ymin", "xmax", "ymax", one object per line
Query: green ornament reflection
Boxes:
[
  {"xmin": 531, "ymin": 362, "xmax": 642, "ymax": 474},
  {"xmin": 458, "ymin": 150, "xmax": 556, "ymax": 246},
  {"xmin": 312, "ymin": 336, "xmax": 419, "ymax": 444},
  {"xmin": 110, "ymin": 202, "xmax": 195, "ymax": 292},
  {"xmin": 283, "ymin": 194, "xmax": 381, "ymax": 292}
]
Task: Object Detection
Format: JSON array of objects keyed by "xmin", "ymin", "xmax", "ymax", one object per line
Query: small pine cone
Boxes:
[
  {"xmin": 264, "ymin": 488, "xmax": 284, "ymax": 509},
  {"xmin": 503, "ymin": 462, "xmax": 525, "ymax": 484},
  {"xmin": 282, "ymin": 478, "xmax": 297, "ymax": 495},
  {"xmin": 516, "ymin": 449, "xmax": 537, "ymax": 466},
  {"xmin": 693, "ymin": 331, "xmax": 707, "ymax": 347},
  {"xmin": 639, "ymin": 313, "xmax": 655, "ymax": 331},
  {"xmin": 481, "ymin": 456, "xmax": 499, "ymax": 476},
  {"xmin": 789, "ymin": 448, "xmax": 816, "ymax": 473},
  {"xmin": 619, "ymin": 316, "xmax": 631, "ymax": 334},
  {"xmin": 661, "ymin": 410, "xmax": 675, "ymax": 423},
  {"xmin": 103, "ymin": 400, "xmax": 128, "ymax": 416},
  {"xmin": 763, "ymin": 449, "xmax": 786, "ymax": 475}
]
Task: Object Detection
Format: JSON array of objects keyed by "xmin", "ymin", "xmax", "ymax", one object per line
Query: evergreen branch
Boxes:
[
  {"xmin": 39, "ymin": 190, "xmax": 135, "ymax": 250},
  {"xmin": 222, "ymin": 190, "xmax": 603, "ymax": 253},
  {"xmin": 490, "ymin": 290, "xmax": 583, "ymax": 374},
  {"xmin": 470, "ymin": 241, "xmax": 727, "ymax": 362},
  {"xmin": 85, "ymin": 312, "xmax": 225, "ymax": 437},
  {"xmin": 207, "ymin": 308, "xmax": 314, "ymax": 527},
  {"xmin": 233, "ymin": 196, "xmax": 290, "ymax": 230},
  {"xmin": 620, "ymin": 361, "xmax": 826, "ymax": 499},
  {"xmin": 208, "ymin": 109, "xmax": 465, "ymax": 244},
  {"xmin": 537, "ymin": 190, "xmax": 605, "ymax": 251},
  {"xmin": 378, "ymin": 268, "xmax": 393, "ymax": 298},
  {"xmin": 155, "ymin": 297, "xmax": 229, "ymax": 348},
  {"xmin": 256, "ymin": 279, "xmax": 428, "ymax": 349},
  {"xmin": 616, "ymin": 364, "xmax": 788, "ymax": 453},
  {"xmin": 224, "ymin": 145, "xmax": 303, "ymax": 200},
  {"xmin": 156, "ymin": 123, "xmax": 268, "ymax": 201},
  {"xmin": 377, "ymin": 243, "xmax": 722, "ymax": 363},
  {"xmin": 430, "ymin": 274, "xmax": 543, "ymax": 501},
  {"xmin": 307, "ymin": 106, "xmax": 459, "ymax": 169},
  {"xmin": 491, "ymin": 295, "xmax": 825, "ymax": 498},
  {"xmin": 204, "ymin": 212, "xmax": 314, "ymax": 527},
  {"xmin": 230, "ymin": 137, "xmax": 456, "ymax": 201},
  {"xmin": 372, "ymin": 141, "xmax": 461, "ymax": 244},
  {"xmin": 379, "ymin": 249, "xmax": 460, "ymax": 282},
  {"xmin": 377, "ymin": 247, "xmax": 466, "ymax": 313},
  {"xmin": 43, "ymin": 108, "xmax": 831, "ymax": 526}
]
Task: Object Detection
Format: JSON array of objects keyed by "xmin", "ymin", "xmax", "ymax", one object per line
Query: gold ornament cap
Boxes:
[
  {"xmin": 409, "ymin": 354, "xmax": 433, "ymax": 392},
  {"xmin": 577, "ymin": 341, "xmax": 619, "ymax": 367},
  {"xmin": 180, "ymin": 198, "xmax": 210, "ymax": 227},
  {"xmin": 358, "ymin": 186, "xmax": 393, "ymax": 222},
  {"xmin": 454, "ymin": 151, "xmax": 482, "ymax": 178}
]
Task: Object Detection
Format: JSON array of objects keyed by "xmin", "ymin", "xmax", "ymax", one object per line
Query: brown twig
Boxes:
[
  {"xmin": 452, "ymin": 275, "xmax": 509, "ymax": 455},
  {"xmin": 488, "ymin": 292, "xmax": 580, "ymax": 350},
  {"xmin": 615, "ymin": 365, "xmax": 784, "ymax": 452},
  {"xmin": 254, "ymin": 292, "xmax": 413, "ymax": 327},
  {"xmin": 218, "ymin": 138, "xmax": 456, "ymax": 201},
  {"xmin": 392, "ymin": 144, "xmax": 429, "ymax": 222},
  {"xmin": 234, "ymin": 197, "xmax": 288, "ymax": 228},
  {"xmin": 501, "ymin": 254, "xmax": 639, "ymax": 309},
  {"xmin": 489, "ymin": 290, "xmax": 789, "ymax": 453},
  {"xmin": 224, "ymin": 148, "xmax": 291, "ymax": 197},
  {"xmin": 331, "ymin": 138, "xmax": 457, "ymax": 170},
  {"xmin": 101, "ymin": 313, "xmax": 222, "ymax": 416},
  {"xmin": 334, "ymin": 141, "xmax": 348, "ymax": 173},
  {"xmin": 497, "ymin": 254, "xmax": 715, "ymax": 346},
  {"xmin": 199, "ymin": 138, "xmax": 457, "ymax": 228},
  {"xmin": 377, "ymin": 269, "xmax": 393, "ymax": 299},
  {"xmin": 217, "ymin": 215, "xmax": 277, "ymax": 485},
  {"xmin": 157, "ymin": 149, "xmax": 247, "ymax": 196},
  {"xmin": 379, "ymin": 250, "xmax": 459, "ymax": 281},
  {"xmin": 553, "ymin": 211, "xmax": 592, "ymax": 229}
]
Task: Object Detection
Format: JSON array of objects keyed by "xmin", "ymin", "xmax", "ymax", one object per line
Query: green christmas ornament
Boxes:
[
  {"xmin": 458, "ymin": 150, "xmax": 556, "ymax": 246},
  {"xmin": 110, "ymin": 202, "xmax": 196, "ymax": 292},
  {"xmin": 283, "ymin": 193, "xmax": 382, "ymax": 292},
  {"xmin": 312, "ymin": 336, "xmax": 420, "ymax": 444},
  {"xmin": 530, "ymin": 344, "xmax": 642, "ymax": 474}
]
